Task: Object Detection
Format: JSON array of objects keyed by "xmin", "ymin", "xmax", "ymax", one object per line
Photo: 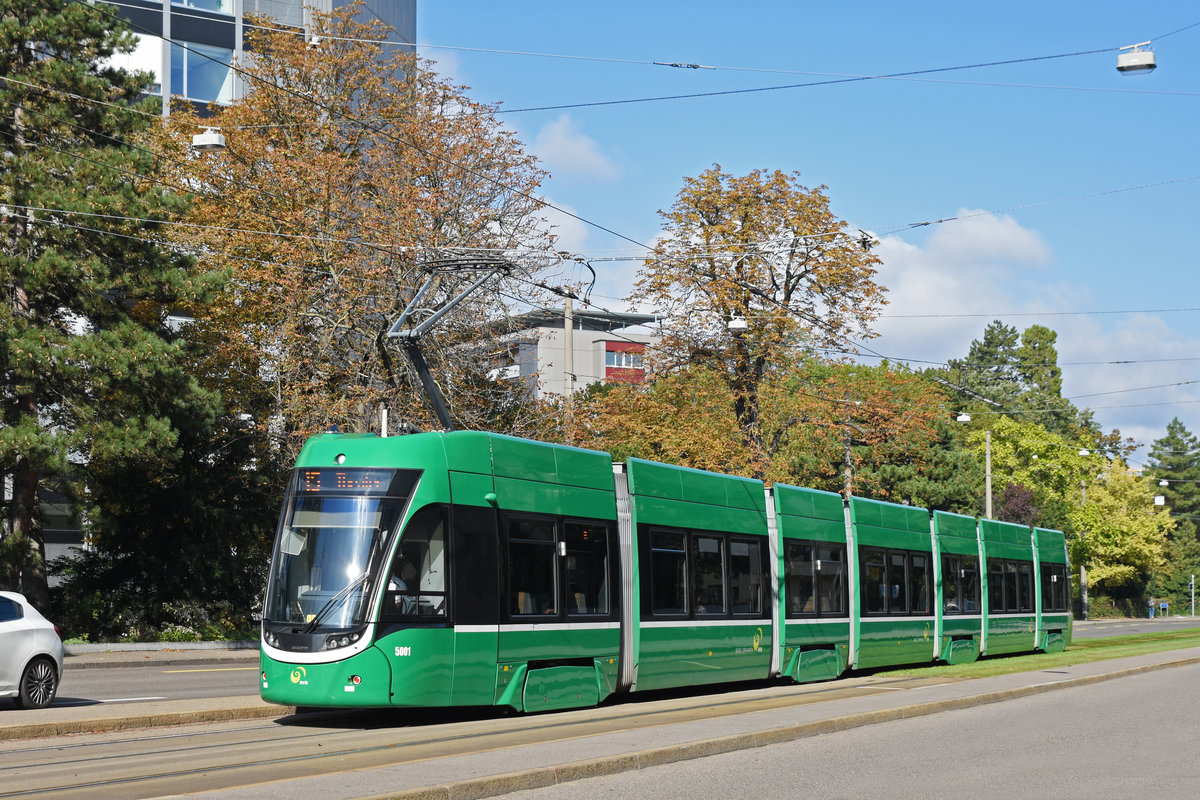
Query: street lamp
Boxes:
[
  {"xmin": 1117, "ymin": 41, "xmax": 1156, "ymax": 74},
  {"xmin": 191, "ymin": 127, "xmax": 227, "ymax": 152}
]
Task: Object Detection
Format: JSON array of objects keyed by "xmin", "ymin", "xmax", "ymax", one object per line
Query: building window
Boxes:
[
  {"xmin": 171, "ymin": 41, "xmax": 234, "ymax": 104},
  {"xmin": 605, "ymin": 350, "xmax": 644, "ymax": 369},
  {"xmin": 173, "ymin": 0, "xmax": 234, "ymax": 13},
  {"xmin": 604, "ymin": 342, "xmax": 646, "ymax": 385}
]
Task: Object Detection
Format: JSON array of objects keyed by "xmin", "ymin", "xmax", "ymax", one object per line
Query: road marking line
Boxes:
[
  {"xmin": 163, "ymin": 667, "xmax": 260, "ymax": 673},
  {"xmin": 99, "ymin": 696, "xmax": 169, "ymax": 703}
]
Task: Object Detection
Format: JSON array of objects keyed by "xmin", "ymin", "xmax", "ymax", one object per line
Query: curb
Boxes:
[
  {"xmin": 64, "ymin": 641, "xmax": 258, "ymax": 655},
  {"xmin": 355, "ymin": 655, "xmax": 1200, "ymax": 800},
  {"xmin": 0, "ymin": 703, "xmax": 293, "ymax": 741}
]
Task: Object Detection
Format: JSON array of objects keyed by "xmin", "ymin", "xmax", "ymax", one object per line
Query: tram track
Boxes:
[{"xmin": 0, "ymin": 675, "xmax": 947, "ymax": 799}]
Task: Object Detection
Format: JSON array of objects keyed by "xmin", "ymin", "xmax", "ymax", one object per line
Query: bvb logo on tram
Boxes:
[{"xmin": 290, "ymin": 667, "xmax": 308, "ymax": 685}]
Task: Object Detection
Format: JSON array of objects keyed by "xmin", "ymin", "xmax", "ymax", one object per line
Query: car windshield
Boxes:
[{"xmin": 263, "ymin": 468, "xmax": 417, "ymax": 628}]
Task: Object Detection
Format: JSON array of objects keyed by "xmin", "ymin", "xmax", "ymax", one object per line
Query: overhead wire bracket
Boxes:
[{"xmin": 387, "ymin": 257, "xmax": 514, "ymax": 431}]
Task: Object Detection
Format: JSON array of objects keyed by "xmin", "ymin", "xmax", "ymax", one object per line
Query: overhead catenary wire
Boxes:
[{"xmin": 12, "ymin": 59, "xmax": 1200, "ymax": 274}]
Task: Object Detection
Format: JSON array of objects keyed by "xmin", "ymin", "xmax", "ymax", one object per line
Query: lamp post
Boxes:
[
  {"xmin": 1080, "ymin": 478, "xmax": 1088, "ymax": 620},
  {"xmin": 956, "ymin": 413, "xmax": 991, "ymax": 518},
  {"xmin": 1078, "ymin": 448, "xmax": 1092, "ymax": 621}
]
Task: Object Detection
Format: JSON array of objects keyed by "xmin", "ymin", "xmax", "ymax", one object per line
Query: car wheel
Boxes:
[{"xmin": 16, "ymin": 657, "xmax": 59, "ymax": 709}]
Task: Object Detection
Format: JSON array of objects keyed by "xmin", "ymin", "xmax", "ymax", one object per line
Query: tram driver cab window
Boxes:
[{"xmin": 383, "ymin": 505, "xmax": 447, "ymax": 620}]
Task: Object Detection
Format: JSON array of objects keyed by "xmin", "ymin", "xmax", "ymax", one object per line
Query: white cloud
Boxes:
[
  {"xmin": 871, "ymin": 210, "xmax": 1057, "ymax": 364},
  {"xmin": 870, "ymin": 211, "xmax": 1200, "ymax": 453},
  {"xmin": 531, "ymin": 115, "xmax": 620, "ymax": 181},
  {"xmin": 534, "ymin": 197, "xmax": 590, "ymax": 255}
]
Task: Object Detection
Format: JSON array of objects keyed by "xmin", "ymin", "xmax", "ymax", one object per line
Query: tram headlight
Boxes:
[
  {"xmin": 323, "ymin": 630, "xmax": 365, "ymax": 650},
  {"xmin": 264, "ymin": 631, "xmax": 280, "ymax": 648}
]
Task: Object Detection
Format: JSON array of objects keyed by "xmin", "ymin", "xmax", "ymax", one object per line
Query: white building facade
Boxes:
[
  {"xmin": 109, "ymin": 0, "xmax": 415, "ymax": 111},
  {"xmin": 501, "ymin": 308, "xmax": 661, "ymax": 398}
]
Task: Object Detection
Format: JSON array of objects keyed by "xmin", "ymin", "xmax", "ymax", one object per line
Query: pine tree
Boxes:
[
  {"xmin": 948, "ymin": 320, "xmax": 1021, "ymax": 409},
  {"xmin": 1146, "ymin": 418, "xmax": 1200, "ymax": 609},
  {"xmin": 0, "ymin": 0, "xmax": 216, "ymax": 603},
  {"xmin": 1014, "ymin": 324, "xmax": 1077, "ymax": 436}
]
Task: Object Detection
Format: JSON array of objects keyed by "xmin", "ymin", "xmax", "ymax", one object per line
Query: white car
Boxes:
[{"xmin": 0, "ymin": 591, "xmax": 64, "ymax": 709}]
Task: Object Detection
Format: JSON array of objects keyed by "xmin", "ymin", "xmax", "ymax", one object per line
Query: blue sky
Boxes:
[{"xmin": 418, "ymin": 2, "xmax": 1200, "ymax": 462}]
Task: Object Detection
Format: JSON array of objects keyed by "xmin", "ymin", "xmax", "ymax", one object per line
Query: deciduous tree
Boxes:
[
  {"xmin": 634, "ymin": 166, "xmax": 885, "ymax": 464},
  {"xmin": 164, "ymin": 7, "xmax": 555, "ymax": 454},
  {"xmin": 1068, "ymin": 461, "xmax": 1169, "ymax": 599}
]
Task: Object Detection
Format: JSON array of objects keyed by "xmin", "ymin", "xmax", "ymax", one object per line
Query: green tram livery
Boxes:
[{"xmin": 260, "ymin": 430, "xmax": 1072, "ymax": 711}]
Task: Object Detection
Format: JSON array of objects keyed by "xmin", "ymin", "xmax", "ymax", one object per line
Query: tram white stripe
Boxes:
[
  {"xmin": 457, "ymin": 623, "xmax": 621, "ymax": 634},
  {"xmin": 641, "ymin": 619, "xmax": 771, "ymax": 629}
]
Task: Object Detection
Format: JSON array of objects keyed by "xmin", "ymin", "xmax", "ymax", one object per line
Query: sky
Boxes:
[{"xmin": 417, "ymin": 1, "xmax": 1200, "ymax": 464}]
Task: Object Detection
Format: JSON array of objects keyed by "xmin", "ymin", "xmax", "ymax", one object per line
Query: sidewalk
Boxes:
[{"xmin": 63, "ymin": 640, "xmax": 259, "ymax": 669}]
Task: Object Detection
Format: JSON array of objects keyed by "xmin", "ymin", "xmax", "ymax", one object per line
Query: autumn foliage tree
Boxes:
[
  {"xmin": 635, "ymin": 165, "xmax": 886, "ymax": 468},
  {"xmin": 164, "ymin": 7, "xmax": 556, "ymax": 455},
  {"xmin": 571, "ymin": 360, "xmax": 949, "ymax": 497}
]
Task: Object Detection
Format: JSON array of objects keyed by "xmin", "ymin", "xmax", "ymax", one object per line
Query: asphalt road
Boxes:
[
  {"xmin": 503, "ymin": 659, "xmax": 1200, "ymax": 800},
  {"xmin": 54, "ymin": 660, "xmax": 260, "ymax": 707},
  {"xmin": 1072, "ymin": 616, "xmax": 1200, "ymax": 638}
]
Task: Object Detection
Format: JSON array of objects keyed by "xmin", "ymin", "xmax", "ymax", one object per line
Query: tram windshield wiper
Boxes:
[{"xmin": 303, "ymin": 571, "xmax": 371, "ymax": 634}]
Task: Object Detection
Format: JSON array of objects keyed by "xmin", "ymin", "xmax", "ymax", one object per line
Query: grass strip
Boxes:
[{"xmin": 878, "ymin": 626, "xmax": 1200, "ymax": 680}]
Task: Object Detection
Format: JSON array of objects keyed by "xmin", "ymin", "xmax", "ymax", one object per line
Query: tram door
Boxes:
[{"xmin": 447, "ymin": 475, "xmax": 502, "ymax": 707}]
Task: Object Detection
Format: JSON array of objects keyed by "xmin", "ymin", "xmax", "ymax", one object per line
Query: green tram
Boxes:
[{"xmin": 260, "ymin": 430, "xmax": 1072, "ymax": 711}]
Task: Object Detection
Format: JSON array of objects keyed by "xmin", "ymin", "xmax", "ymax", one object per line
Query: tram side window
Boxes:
[
  {"xmin": 863, "ymin": 549, "xmax": 887, "ymax": 614},
  {"xmin": 888, "ymin": 552, "xmax": 909, "ymax": 614},
  {"xmin": 693, "ymin": 535, "xmax": 726, "ymax": 614},
  {"xmin": 650, "ymin": 530, "xmax": 688, "ymax": 615},
  {"xmin": 565, "ymin": 522, "xmax": 610, "ymax": 616},
  {"xmin": 785, "ymin": 542, "xmax": 816, "ymax": 615},
  {"xmin": 509, "ymin": 517, "xmax": 557, "ymax": 616},
  {"xmin": 728, "ymin": 538, "xmax": 762, "ymax": 615},
  {"xmin": 384, "ymin": 505, "xmax": 448, "ymax": 619},
  {"xmin": 962, "ymin": 557, "xmax": 981, "ymax": 613},
  {"xmin": 786, "ymin": 541, "xmax": 848, "ymax": 617},
  {"xmin": 1041, "ymin": 564, "xmax": 1068, "ymax": 612},
  {"xmin": 942, "ymin": 555, "xmax": 962, "ymax": 613},
  {"xmin": 910, "ymin": 554, "xmax": 931, "ymax": 614},
  {"xmin": 943, "ymin": 555, "xmax": 981, "ymax": 614},
  {"xmin": 1018, "ymin": 562, "xmax": 1034, "ymax": 612},
  {"xmin": 987, "ymin": 560, "xmax": 1005, "ymax": 613},
  {"xmin": 817, "ymin": 545, "xmax": 847, "ymax": 616},
  {"xmin": 1004, "ymin": 561, "xmax": 1019, "ymax": 613}
]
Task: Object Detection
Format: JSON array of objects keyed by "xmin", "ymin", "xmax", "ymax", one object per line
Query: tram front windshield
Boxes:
[{"xmin": 264, "ymin": 468, "xmax": 418, "ymax": 629}]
